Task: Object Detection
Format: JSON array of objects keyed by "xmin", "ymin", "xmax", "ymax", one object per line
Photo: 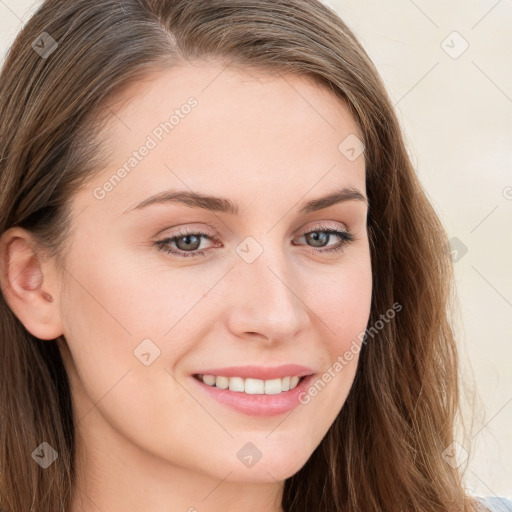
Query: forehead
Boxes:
[{"xmin": 76, "ymin": 61, "xmax": 366, "ymax": 218}]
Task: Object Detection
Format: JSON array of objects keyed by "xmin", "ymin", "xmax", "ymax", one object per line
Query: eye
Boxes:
[
  {"xmin": 293, "ymin": 225, "xmax": 356, "ymax": 255},
  {"xmin": 155, "ymin": 227, "xmax": 216, "ymax": 258},
  {"xmin": 154, "ymin": 224, "xmax": 356, "ymax": 258}
]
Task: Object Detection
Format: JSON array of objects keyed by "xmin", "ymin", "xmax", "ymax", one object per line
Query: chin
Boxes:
[
  {"xmin": 220, "ymin": 441, "xmax": 314, "ymax": 483},
  {"xmin": 221, "ymin": 457, "xmax": 308, "ymax": 484}
]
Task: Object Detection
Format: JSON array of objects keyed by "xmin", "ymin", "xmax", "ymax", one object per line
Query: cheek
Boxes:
[
  {"xmin": 297, "ymin": 256, "xmax": 372, "ymax": 416},
  {"xmin": 58, "ymin": 241, "xmax": 226, "ymax": 423},
  {"xmin": 60, "ymin": 238, "xmax": 199, "ymax": 343},
  {"xmin": 308, "ymin": 254, "xmax": 373, "ymax": 353},
  {"xmin": 58, "ymin": 254, "xmax": 206, "ymax": 465},
  {"xmin": 57, "ymin": 244, "xmax": 167, "ymax": 409}
]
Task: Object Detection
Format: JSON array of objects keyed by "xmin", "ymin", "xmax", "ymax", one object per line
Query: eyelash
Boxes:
[{"xmin": 155, "ymin": 224, "xmax": 356, "ymax": 259}]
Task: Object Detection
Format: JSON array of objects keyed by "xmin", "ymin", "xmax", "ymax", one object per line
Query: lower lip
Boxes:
[{"xmin": 191, "ymin": 374, "xmax": 316, "ymax": 417}]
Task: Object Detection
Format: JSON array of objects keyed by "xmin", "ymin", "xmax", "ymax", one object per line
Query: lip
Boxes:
[
  {"xmin": 192, "ymin": 364, "xmax": 314, "ymax": 380},
  {"xmin": 191, "ymin": 372, "xmax": 317, "ymax": 417}
]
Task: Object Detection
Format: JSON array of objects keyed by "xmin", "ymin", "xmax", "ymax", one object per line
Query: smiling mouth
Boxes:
[{"xmin": 193, "ymin": 373, "xmax": 307, "ymax": 394}]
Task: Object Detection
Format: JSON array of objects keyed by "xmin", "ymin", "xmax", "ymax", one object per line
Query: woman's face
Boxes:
[{"xmin": 57, "ymin": 62, "xmax": 372, "ymax": 484}]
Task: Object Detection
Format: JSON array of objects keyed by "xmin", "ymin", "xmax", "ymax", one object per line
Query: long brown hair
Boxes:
[{"xmin": 0, "ymin": 1, "xmax": 488, "ymax": 510}]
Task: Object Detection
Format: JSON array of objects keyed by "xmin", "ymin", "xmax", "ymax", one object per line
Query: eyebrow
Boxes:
[{"xmin": 122, "ymin": 186, "xmax": 368, "ymax": 215}]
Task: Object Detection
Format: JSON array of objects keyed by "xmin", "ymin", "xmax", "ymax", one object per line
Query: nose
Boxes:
[{"xmin": 224, "ymin": 246, "xmax": 310, "ymax": 344}]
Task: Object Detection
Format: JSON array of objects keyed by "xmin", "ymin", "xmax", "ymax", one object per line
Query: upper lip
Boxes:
[{"xmin": 193, "ymin": 364, "xmax": 315, "ymax": 380}]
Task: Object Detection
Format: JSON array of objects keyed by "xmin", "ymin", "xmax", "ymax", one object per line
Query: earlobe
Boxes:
[{"xmin": 0, "ymin": 228, "xmax": 63, "ymax": 340}]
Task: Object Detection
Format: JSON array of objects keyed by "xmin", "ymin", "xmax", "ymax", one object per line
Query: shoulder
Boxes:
[{"xmin": 477, "ymin": 496, "xmax": 512, "ymax": 511}]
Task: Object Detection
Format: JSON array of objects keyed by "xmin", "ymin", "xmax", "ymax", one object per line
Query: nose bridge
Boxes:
[{"xmin": 225, "ymin": 239, "xmax": 309, "ymax": 340}]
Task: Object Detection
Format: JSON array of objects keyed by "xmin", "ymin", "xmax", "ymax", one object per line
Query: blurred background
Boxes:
[{"xmin": 1, "ymin": 0, "xmax": 511, "ymax": 500}]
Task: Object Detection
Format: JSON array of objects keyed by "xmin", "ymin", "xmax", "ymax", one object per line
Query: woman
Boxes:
[{"xmin": 0, "ymin": 1, "xmax": 509, "ymax": 511}]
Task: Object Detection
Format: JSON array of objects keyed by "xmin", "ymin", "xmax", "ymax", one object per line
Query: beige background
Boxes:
[{"xmin": 1, "ymin": 0, "xmax": 511, "ymax": 500}]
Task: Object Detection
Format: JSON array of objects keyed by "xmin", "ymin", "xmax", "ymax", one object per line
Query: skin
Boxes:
[{"xmin": 0, "ymin": 62, "xmax": 372, "ymax": 512}]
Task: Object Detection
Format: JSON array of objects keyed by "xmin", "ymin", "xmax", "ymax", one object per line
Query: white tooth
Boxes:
[
  {"xmin": 229, "ymin": 376, "xmax": 245, "ymax": 392},
  {"xmin": 264, "ymin": 378, "xmax": 283, "ymax": 395},
  {"xmin": 289, "ymin": 376, "xmax": 300, "ymax": 389},
  {"xmin": 215, "ymin": 376, "xmax": 229, "ymax": 389},
  {"xmin": 244, "ymin": 378, "xmax": 264, "ymax": 394},
  {"xmin": 202, "ymin": 374, "xmax": 216, "ymax": 386},
  {"xmin": 207, "ymin": 375, "xmax": 301, "ymax": 393}
]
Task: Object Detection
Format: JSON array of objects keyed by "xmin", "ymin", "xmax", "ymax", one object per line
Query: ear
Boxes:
[{"xmin": 0, "ymin": 227, "xmax": 64, "ymax": 340}]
